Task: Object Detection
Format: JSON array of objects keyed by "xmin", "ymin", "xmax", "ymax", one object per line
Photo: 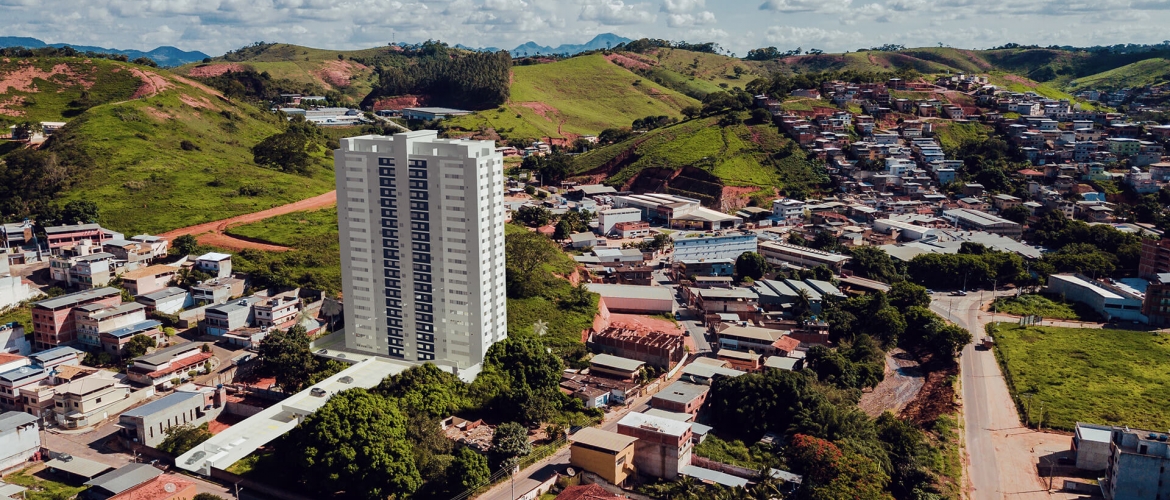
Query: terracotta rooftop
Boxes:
[
  {"xmin": 108, "ymin": 473, "xmax": 195, "ymax": 500},
  {"xmin": 556, "ymin": 484, "xmax": 625, "ymax": 500}
]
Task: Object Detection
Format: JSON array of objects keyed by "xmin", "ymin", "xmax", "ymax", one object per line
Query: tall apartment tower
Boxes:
[{"xmin": 335, "ymin": 131, "xmax": 507, "ymax": 379}]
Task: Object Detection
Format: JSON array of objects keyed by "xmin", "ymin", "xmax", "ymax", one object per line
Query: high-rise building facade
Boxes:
[{"xmin": 335, "ymin": 131, "xmax": 507, "ymax": 378}]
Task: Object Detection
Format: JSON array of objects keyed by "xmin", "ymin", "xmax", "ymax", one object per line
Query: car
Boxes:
[
  {"xmin": 925, "ymin": 289, "xmax": 935, "ymax": 295},
  {"xmin": 310, "ymin": 388, "xmax": 327, "ymax": 397}
]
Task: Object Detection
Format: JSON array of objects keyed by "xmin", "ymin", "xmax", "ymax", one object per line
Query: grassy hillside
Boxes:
[
  {"xmin": 446, "ymin": 54, "xmax": 698, "ymax": 140},
  {"xmin": 37, "ymin": 64, "xmax": 335, "ymax": 234},
  {"xmin": 574, "ymin": 116, "xmax": 826, "ymax": 195},
  {"xmin": 225, "ymin": 207, "xmax": 342, "ymax": 294},
  {"xmin": 1069, "ymin": 58, "xmax": 1170, "ymax": 91},
  {"xmin": 175, "ymin": 43, "xmax": 392, "ymax": 103},
  {"xmin": 639, "ymin": 48, "xmax": 763, "ymax": 91},
  {"xmin": 0, "ymin": 57, "xmax": 145, "ymax": 123}
]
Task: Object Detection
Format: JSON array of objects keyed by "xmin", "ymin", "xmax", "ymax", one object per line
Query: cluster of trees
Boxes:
[
  {"xmin": 519, "ymin": 152, "xmax": 573, "ymax": 185},
  {"xmin": 0, "ymin": 129, "xmax": 92, "ymax": 220},
  {"xmin": 698, "ymin": 88, "xmax": 754, "ymax": 117},
  {"xmin": 0, "ymin": 45, "xmax": 159, "ymax": 65},
  {"xmin": 366, "ymin": 41, "xmax": 512, "ymax": 110},
  {"xmin": 631, "ymin": 115, "xmax": 677, "ymax": 131},
  {"xmin": 1028, "ymin": 210, "xmax": 1142, "ymax": 277},
  {"xmin": 158, "ymin": 423, "xmax": 213, "ymax": 456},
  {"xmin": 256, "ymin": 325, "xmax": 346, "ymax": 392},
  {"xmin": 619, "ymin": 38, "xmax": 723, "ymax": 55},
  {"xmin": 744, "ymin": 47, "xmax": 823, "ymax": 60},
  {"xmin": 198, "ymin": 68, "xmax": 335, "ymax": 104},
  {"xmin": 822, "ymin": 283, "xmax": 970, "ymax": 363},
  {"xmin": 253, "ymin": 115, "xmax": 326, "ymax": 175},
  {"xmin": 503, "ymin": 228, "xmax": 575, "ymax": 299},
  {"xmin": 907, "ymin": 243, "xmax": 1030, "ymax": 290},
  {"xmin": 271, "ymin": 335, "xmax": 597, "ymax": 500},
  {"xmin": 707, "ymin": 368, "xmax": 949, "ymax": 500}
]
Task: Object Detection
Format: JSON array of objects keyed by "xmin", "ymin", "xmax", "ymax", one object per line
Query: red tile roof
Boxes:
[
  {"xmin": 556, "ymin": 484, "xmax": 625, "ymax": 500},
  {"xmin": 108, "ymin": 474, "xmax": 196, "ymax": 500},
  {"xmin": 772, "ymin": 336, "xmax": 801, "ymax": 353}
]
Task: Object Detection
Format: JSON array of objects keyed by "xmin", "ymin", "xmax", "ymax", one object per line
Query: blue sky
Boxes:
[{"xmin": 3, "ymin": 0, "xmax": 1170, "ymax": 56}]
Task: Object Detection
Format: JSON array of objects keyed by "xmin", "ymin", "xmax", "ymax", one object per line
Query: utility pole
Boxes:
[{"xmin": 234, "ymin": 481, "xmax": 243, "ymax": 500}]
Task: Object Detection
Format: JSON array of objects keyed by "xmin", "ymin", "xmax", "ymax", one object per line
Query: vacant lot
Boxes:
[
  {"xmin": 992, "ymin": 294, "xmax": 1097, "ymax": 321},
  {"xmin": 993, "ymin": 324, "xmax": 1170, "ymax": 430}
]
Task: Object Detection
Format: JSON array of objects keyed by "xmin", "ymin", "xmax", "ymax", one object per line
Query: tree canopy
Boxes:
[{"xmin": 257, "ymin": 325, "xmax": 317, "ymax": 392}]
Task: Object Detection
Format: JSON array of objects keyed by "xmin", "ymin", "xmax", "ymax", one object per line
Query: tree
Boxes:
[
  {"xmin": 489, "ymin": 422, "xmax": 532, "ymax": 469},
  {"xmin": 849, "ymin": 246, "xmax": 901, "ymax": 283},
  {"xmin": 158, "ymin": 423, "xmax": 212, "ymax": 455},
  {"xmin": 257, "ymin": 325, "xmax": 316, "ymax": 392},
  {"xmin": 513, "ymin": 205, "xmax": 552, "ymax": 227},
  {"xmin": 504, "ymin": 230, "xmax": 560, "ymax": 298},
  {"xmin": 376, "ymin": 363, "xmax": 471, "ymax": 418},
  {"xmin": 253, "ymin": 127, "xmax": 312, "ymax": 174},
  {"xmin": 785, "ymin": 434, "xmax": 892, "ymax": 500},
  {"xmin": 1000, "ymin": 204, "xmax": 1031, "ymax": 224},
  {"xmin": 682, "ymin": 105, "xmax": 701, "ymax": 119},
  {"xmin": 173, "ymin": 234, "xmax": 198, "ymax": 256},
  {"xmin": 284, "ymin": 389, "xmax": 421, "ymax": 499},
  {"xmin": 448, "ymin": 446, "xmax": 490, "ymax": 492},
  {"xmin": 735, "ymin": 252, "xmax": 770, "ymax": 281},
  {"xmin": 125, "ymin": 334, "xmax": 157, "ymax": 358},
  {"xmin": 888, "ymin": 282, "xmax": 930, "ymax": 309},
  {"xmin": 552, "ymin": 219, "xmax": 574, "ymax": 240},
  {"xmin": 60, "ymin": 200, "xmax": 99, "ymax": 224}
]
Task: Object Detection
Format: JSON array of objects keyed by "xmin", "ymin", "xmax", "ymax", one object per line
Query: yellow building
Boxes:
[{"xmin": 569, "ymin": 427, "xmax": 638, "ymax": 486}]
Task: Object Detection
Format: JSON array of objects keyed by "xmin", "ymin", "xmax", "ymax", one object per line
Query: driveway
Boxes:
[{"xmin": 930, "ymin": 291, "xmax": 1082, "ymax": 500}]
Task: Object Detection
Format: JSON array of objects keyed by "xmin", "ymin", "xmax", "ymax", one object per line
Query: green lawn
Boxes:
[
  {"xmin": 992, "ymin": 294, "xmax": 1097, "ymax": 321},
  {"xmin": 0, "ymin": 304, "xmax": 33, "ymax": 332},
  {"xmin": 446, "ymin": 54, "xmax": 698, "ymax": 139},
  {"xmin": 694, "ymin": 434, "xmax": 776, "ymax": 470},
  {"xmin": 993, "ymin": 324, "xmax": 1170, "ymax": 430},
  {"xmin": 222, "ymin": 207, "xmax": 341, "ymax": 294},
  {"xmin": 4, "ymin": 467, "xmax": 88, "ymax": 500}
]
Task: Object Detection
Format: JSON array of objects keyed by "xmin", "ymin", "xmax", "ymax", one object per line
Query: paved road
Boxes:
[
  {"xmin": 42, "ymin": 419, "xmax": 268, "ymax": 499},
  {"xmin": 653, "ymin": 270, "xmax": 712, "ymax": 353},
  {"xmin": 930, "ymin": 291, "xmax": 1078, "ymax": 500},
  {"xmin": 475, "ymin": 393, "xmax": 654, "ymax": 500}
]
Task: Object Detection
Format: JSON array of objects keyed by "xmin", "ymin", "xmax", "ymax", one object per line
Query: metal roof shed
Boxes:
[{"xmin": 44, "ymin": 456, "xmax": 115, "ymax": 481}]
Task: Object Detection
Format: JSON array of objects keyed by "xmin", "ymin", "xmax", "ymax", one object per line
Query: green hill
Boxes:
[
  {"xmin": 0, "ymin": 57, "xmax": 145, "ymax": 123},
  {"xmin": 571, "ymin": 116, "xmax": 827, "ymax": 207},
  {"xmin": 445, "ymin": 54, "xmax": 699, "ymax": 140},
  {"xmin": 1069, "ymin": 58, "xmax": 1170, "ymax": 91},
  {"xmin": 0, "ymin": 57, "xmax": 335, "ymax": 234},
  {"xmin": 174, "ymin": 43, "xmax": 395, "ymax": 103}
]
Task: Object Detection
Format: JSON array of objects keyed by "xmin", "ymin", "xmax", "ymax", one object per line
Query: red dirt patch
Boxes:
[
  {"xmin": 142, "ymin": 106, "xmax": 172, "ymax": 121},
  {"xmin": 0, "ymin": 61, "xmax": 93, "ymax": 94},
  {"xmin": 315, "ymin": 59, "xmax": 368, "ymax": 88},
  {"xmin": 159, "ymin": 190, "xmax": 337, "ymax": 252},
  {"xmin": 720, "ymin": 185, "xmax": 764, "ymax": 212},
  {"xmin": 372, "ymin": 95, "xmax": 428, "ymax": 110},
  {"xmin": 127, "ymin": 67, "xmax": 171, "ymax": 99},
  {"xmin": 901, "ymin": 363, "xmax": 959, "ymax": 426},
  {"xmin": 179, "ymin": 93, "xmax": 214, "ymax": 110},
  {"xmin": 605, "ymin": 53, "xmax": 650, "ymax": 71},
  {"xmin": 516, "ymin": 101, "xmax": 558, "ymax": 120},
  {"xmin": 0, "ymin": 96, "xmax": 26, "ymax": 117},
  {"xmin": 185, "ymin": 63, "xmax": 247, "ymax": 78}
]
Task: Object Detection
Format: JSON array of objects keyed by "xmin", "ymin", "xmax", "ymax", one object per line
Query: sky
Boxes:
[{"xmin": 3, "ymin": 0, "xmax": 1170, "ymax": 56}]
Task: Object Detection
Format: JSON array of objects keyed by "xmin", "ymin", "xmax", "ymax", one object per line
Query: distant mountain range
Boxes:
[
  {"xmin": 510, "ymin": 33, "xmax": 632, "ymax": 56},
  {"xmin": 0, "ymin": 37, "xmax": 210, "ymax": 67}
]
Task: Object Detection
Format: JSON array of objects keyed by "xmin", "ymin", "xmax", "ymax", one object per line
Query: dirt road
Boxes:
[
  {"xmin": 159, "ymin": 190, "xmax": 336, "ymax": 251},
  {"xmin": 932, "ymin": 292, "xmax": 1081, "ymax": 500}
]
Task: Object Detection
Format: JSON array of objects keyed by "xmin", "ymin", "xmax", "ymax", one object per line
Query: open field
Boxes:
[
  {"xmin": 218, "ymin": 207, "xmax": 342, "ymax": 294},
  {"xmin": 992, "ymin": 294, "xmax": 1097, "ymax": 322},
  {"xmin": 1068, "ymin": 58, "xmax": 1170, "ymax": 92},
  {"xmin": 446, "ymin": 54, "xmax": 698, "ymax": 139},
  {"xmin": 51, "ymin": 76, "xmax": 335, "ymax": 235},
  {"xmin": 992, "ymin": 324, "xmax": 1170, "ymax": 431}
]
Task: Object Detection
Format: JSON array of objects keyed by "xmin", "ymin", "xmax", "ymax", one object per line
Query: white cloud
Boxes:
[
  {"xmin": 759, "ymin": 0, "xmax": 850, "ymax": 13},
  {"xmin": 666, "ymin": 10, "xmax": 715, "ymax": 27},
  {"xmin": 661, "ymin": 0, "xmax": 703, "ymax": 13},
  {"xmin": 579, "ymin": 0, "xmax": 656, "ymax": 25}
]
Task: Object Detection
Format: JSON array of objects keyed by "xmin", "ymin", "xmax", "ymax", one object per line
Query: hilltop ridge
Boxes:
[{"xmin": 0, "ymin": 36, "xmax": 210, "ymax": 66}]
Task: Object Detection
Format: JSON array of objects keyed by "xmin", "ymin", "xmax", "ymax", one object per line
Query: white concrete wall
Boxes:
[{"xmin": 0, "ymin": 419, "xmax": 40, "ymax": 471}]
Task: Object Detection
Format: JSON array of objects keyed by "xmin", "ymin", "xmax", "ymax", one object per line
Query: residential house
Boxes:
[
  {"xmin": 44, "ymin": 224, "xmax": 115, "ymax": 250},
  {"xmin": 712, "ymin": 324, "xmax": 801, "ymax": 357},
  {"xmin": 50, "ymin": 252, "xmax": 117, "ymax": 289},
  {"xmin": 129, "ymin": 235, "xmax": 170, "ymax": 260},
  {"xmin": 75, "ymin": 303, "xmax": 147, "ymax": 351},
  {"xmin": 0, "ymin": 411, "xmax": 39, "ymax": 471},
  {"xmin": 617, "ymin": 412, "xmax": 693, "ymax": 480},
  {"xmin": 31, "ymin": 288, "xmax": 122, "ymax": 349},
  {"xmin": 101, "ymin": 239, "xmax": 154, "ymax": 267},
  {"xmin": 52, "ymin": 372, "xmax": 131, "ymax": 428},
  {"xmin": 193, "ymin": 253, "xmax": 232, "ymax": 279},
  {"xmin": 0, "ymin": 221, "xmax": 33, "ymax": 250},
  {"xmin": 0, "ymin": 322, "xmax": 30, "ymax": 355},
  {"xmin": 253, "ymin": 291, "xmax": 301, "ymax": 328},
  {"xmin": 0, "ymin": 365, "xmax": 45, "ymax": 412},
  {"xmin": 28, "ymin": 346, "xmax": 82, "ymax": 370},
  {"xmin": 650, "ymin": 381, "xmax": 709, "ymax": 417},
  {"xmin": 135, "ymin": 288, "xmax": 191, "ymax": 315},
  {"xmin": 126, "ymin": 343, "xmax": 212, "ymax": 387},
  {"xmin": 589, "ymin": 354, "xmax": 645, "ymax": 381},
  {"xmin": 1073, "ymin": 422, "xmax": 1170, "ymax": 500},
  {"xmin": 99, "ymin": 320, "xmax": 163, "ymax": 357},
  {"xmin": 202, "ymin": 298, "xmax": 260, "ymax": 336},
  {"xmin": 569, "ymin": 428, "xmax": 638, "ymax": 487},
  {"xmin": 119, "ymin": 265, "xmax": 179, "ymax": 297},
  {"xmin": 685, "ymin": 287, "xmax": 759, "ymax": 315},
  {"xmin": 190, "ymin": 277, "xmax": 245, "ymax": 306}
]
